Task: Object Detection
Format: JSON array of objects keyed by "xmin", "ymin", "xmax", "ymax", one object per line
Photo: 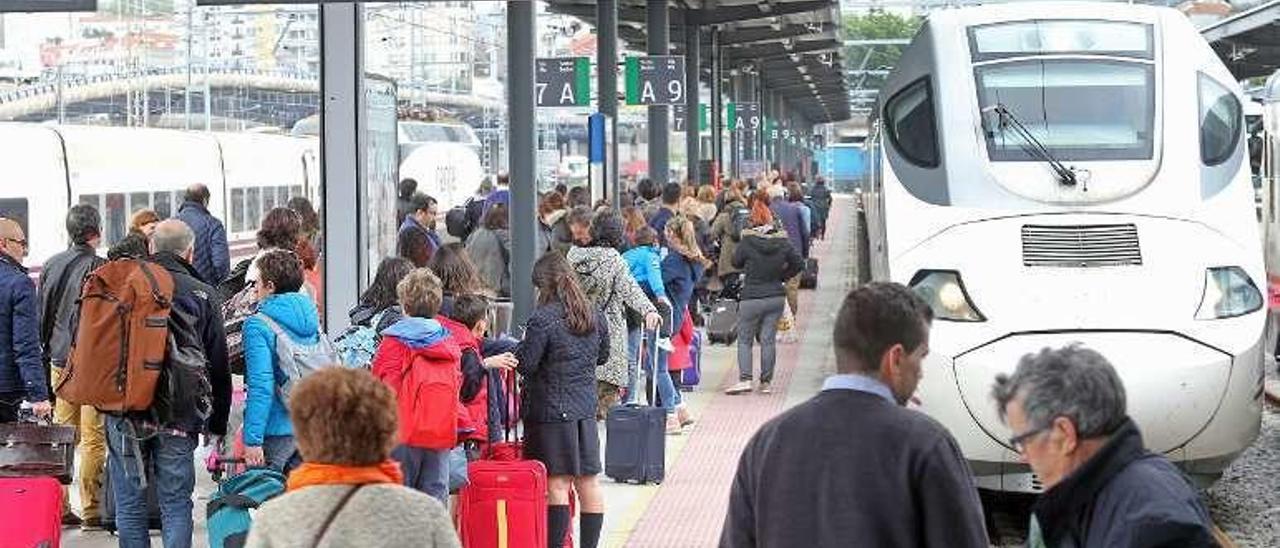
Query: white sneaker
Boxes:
[{"xmin": 725, "ymin": 381, "xmax": 753, "ymax": 395}]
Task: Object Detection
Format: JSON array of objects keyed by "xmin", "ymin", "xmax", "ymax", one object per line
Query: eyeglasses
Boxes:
[
  {"xmin": 3, "ymin": 237, "xmax": 27, "ymax": 248},
  {"xmin": 1008, "ymin": 424, "xmax": 1051, "ymax": 453}
]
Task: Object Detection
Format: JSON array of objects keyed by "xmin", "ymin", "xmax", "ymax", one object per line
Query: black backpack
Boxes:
[
  {"xmin": 729, "ymin": 207, "xmax": 750, "ymax": 242},
  {"xmin": 446, "ymin": 197, "xmax": 487, "ymax": 239},
  {"xmin": 152, "ymin": 306, "xmax": 212, "ymax": 428}
]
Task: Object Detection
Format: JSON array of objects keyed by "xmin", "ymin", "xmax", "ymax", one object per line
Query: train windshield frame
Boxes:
[{"xmin": 975, "ymin": 59, "xmax": 1155, "ymax": 162}]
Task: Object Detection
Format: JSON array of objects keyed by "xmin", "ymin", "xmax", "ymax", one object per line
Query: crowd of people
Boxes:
[{"xmin": 0, "ymin": 168, "xmax": 1220, "ymax": 548}]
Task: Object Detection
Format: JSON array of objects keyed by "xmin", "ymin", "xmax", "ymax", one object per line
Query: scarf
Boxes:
[{"xmin": 286, "ymin": 460, "xmax": 405, "ymax": 492}]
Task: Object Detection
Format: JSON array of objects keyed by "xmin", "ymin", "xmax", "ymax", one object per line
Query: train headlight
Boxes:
[
  {"xmin": 1195, "ymin": 267, "xmax": 1263, "ymax": 320},
  {"xmin": 909, "ymin": 270, "xmax": 986, "ymax": 322}
]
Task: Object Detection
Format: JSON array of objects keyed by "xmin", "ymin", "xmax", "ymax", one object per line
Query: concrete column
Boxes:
[
  {"xmin": 319, "ymin": 2, "xmax": 361, "ymax": 333},
  {"xmin": 596, "ymin": 0, "xmax": 620, "ymax": 206},
  {"xmin": 647, "ymin": 0, "xmax": 670, "ymax": 187},
  {"xmin": 684, "ymin": 17, "xmax": 700, "ymax": 185},
  {"xmin": 507, "ymin": 1, "xmax": 537, "ymax": 329}
]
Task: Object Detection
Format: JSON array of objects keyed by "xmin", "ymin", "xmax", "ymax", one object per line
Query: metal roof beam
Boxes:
[{"xmin": 692, "ymin": 0, "xmax": 834, "ymax": 26}]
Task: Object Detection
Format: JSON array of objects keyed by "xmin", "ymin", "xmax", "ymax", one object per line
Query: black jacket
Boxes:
[
  {"xmin": 515, "ymin": 302, "xmax": 609, "ymax": 423},
  {"xmin": 1030, "ymin": 418, "xmax": 1216, "ymax": 548},
  {"xmin": 149, "ymin": 252, "xmax": 234, "ymax": 436},
  {"xmin": 175, "ymin": 201, "xmax": 230, "ymax": 286},
  {"xmin": 731, "ymin": 225, "xmax": 804, "ymax": 301},
  {"xmin": 0, "ymin": 254, "xmax": 47, "ymax": 401},
  {"xmin": 38, "ymin": 244, "xmax": 105, "ymax": 367}
]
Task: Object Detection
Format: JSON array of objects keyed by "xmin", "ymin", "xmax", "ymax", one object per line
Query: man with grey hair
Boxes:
[
  {"xmin": 721, "ymin": 283, "xmax": 988, "ymax": 547},
  {"xmin": 102, "ymin": 219, "xmax": 232, "ymax": 547},
  {"xmin": 992, "ymin": 345, "xmax": 1216, "ymax": 547}
]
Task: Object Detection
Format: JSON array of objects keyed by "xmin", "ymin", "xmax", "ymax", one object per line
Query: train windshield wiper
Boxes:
[{"xmin": 982, "ymin": 103, "xmax": 1077, "ymax": 187}]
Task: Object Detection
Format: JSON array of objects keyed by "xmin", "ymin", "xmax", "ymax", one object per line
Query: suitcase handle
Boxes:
[{"xmin": 636, "ymin": 326, "xmax": 661, "ymax": 405}]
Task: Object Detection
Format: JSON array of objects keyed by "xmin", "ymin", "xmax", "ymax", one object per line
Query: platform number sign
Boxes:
[
  {"xmin": 536, "ymin": 57, "xmax": 591, "ymax": 107},
  {"xmin": 2, "ymin": 0, "xmax": 96, "ymax": 11},
  {"xmin": 673, "ymin": 104, "xmax": 709, "ymax": 133},
  {"xmin": 727, "ymin": 103, "xmax": 761, "ymax": 133},
  {"xmin": 625, "ymin": 56, "xmax": 686, "ymax": 106}
]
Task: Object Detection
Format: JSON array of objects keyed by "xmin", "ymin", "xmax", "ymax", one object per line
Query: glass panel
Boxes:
[
  {"xmin": 153, "ymin": 191, "xmax": 172, "ymax": 219},
  {"xmin": 970, "ymin": 21, "xmax": 1153, "ymax": 61},
  {"xmin": 79, "ymin": 194, "xmax": 100, "ymax": 208},
  {"xmin": 262, "ymin": 185, "xmax": 278, "ymax": 213},
  {"xmin": 129, "ymin": 192, "xmax": 150, "ymax": 215},
  {"xmin": 290, "ymin": 185, "xmax": 304, "ymax": 200},
  {"xmin": 104, "ymin": 193, "xmax": 126, "ymax": 245},
  {"xmin": 1199, "ymin": 74, "xmax": 1242, "ymax": 166},
  {"xmin": 0, "ymin": 199, "xmax": 30, "ymax": 242},
  {"xmin": 976, "ymin": 60, "xmax": 1154, "ymax": 161},
  {"xmin": 231, "ymin": 188, "xmax": 246, "ymax": 233},
  {"xmin": 885, "ymin": 78, "xmax": 939, "ymax": 168},
  {"xmin": 246, "ymin": 187, "xmax": 261, "ymax": 231}
]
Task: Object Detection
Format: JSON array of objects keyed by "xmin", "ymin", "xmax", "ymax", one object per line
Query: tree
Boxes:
[{"xmin": 842, "ymin": 11, "xmax": 922, "ymax": 111}]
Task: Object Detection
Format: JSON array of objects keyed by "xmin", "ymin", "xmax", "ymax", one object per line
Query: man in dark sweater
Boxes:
[{"xmin": 720, "ymin": 282, "xmax": 989, "ymax": 548}]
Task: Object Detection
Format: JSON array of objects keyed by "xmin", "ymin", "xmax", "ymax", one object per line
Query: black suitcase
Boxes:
[
  {"xmin": 605, "ymin": 329, "xmax": 665, "ymax": 484},
  {"xmin": 0, "ymin": 422, "xmax": 77, "ymax": 484},
  {"xmin": 705, "ymin": 299, "xmax": 739, "ymax": 345},
  {"xmin": 101, "ymin": 457, "xmax": 163, "ymax": 533},
  {"xmin": 799, "ymin": 258, "xmax": 819, "ymax": 289}
]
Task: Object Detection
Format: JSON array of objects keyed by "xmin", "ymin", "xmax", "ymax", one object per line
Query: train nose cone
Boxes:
[{"xmin": 954, "ymin": 332, "xmax": 1232, "ymax": 453}]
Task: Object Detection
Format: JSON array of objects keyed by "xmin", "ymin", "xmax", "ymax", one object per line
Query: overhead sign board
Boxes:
[
  {"xmin": 727, "ymin": 102, "xmax": 761, "ymax": 133},
  {"xmin": 2, "ymin": 0, "xmax": 96, "ymax": 12},
  {"xmin": 624, "ymin": 56, "xmax": 686, "ymax": 106},
  {"xmin": 536, "ymin": 57, "xmax": 591, "ymax": 108},
  {"xmin": 672, "ymin": 104, "xmax": 709, "ymax": 133}
]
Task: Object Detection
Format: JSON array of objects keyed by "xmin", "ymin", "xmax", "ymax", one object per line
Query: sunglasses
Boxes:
[{"xmin": 3, "ymin": 237, "xmax": 27, "ymax": 248}]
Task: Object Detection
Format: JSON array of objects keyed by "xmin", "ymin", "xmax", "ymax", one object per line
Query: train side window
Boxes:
[
  {"xmin": 231, "ymin": 188, "xmax": 246, "ymax": 233},
  {"xmin": 290, "ymin": 186, "xmax": 304, "ymax": 201},
  {"xmin": 1199, "ymin": 74, "xmax": 1241, "ymax": 167},
  {"xmin": 80, "ymin": 194, "xmax": 100, "ymax": 209},
  {"xmin": 263, "ymin": 185, "xmax": 278, "ymax": 214},
  {"xmin": 884, "ymin": 77, "xmax": 940, "ymax": 168},
  {"xmin": 129, "ymin": 192, "xmax": 150, "ymax": 216},
  {"xmin": 0, "ymin": 199, "xmax": 29, "ymax": 241},
  {"xmin": 246, "ymin": 188, "xmax": 262, "ymax": 231},
  {"xmin": 153, "ymin": 192, "xmax": 172, "ymax": 219},
  {"xmin": 104, "ymin": 193, "xmax": 126, "ymax": 245},
  {"xmin": 279, "ymin": 186, "xmax": 292, "ymax": 207}
]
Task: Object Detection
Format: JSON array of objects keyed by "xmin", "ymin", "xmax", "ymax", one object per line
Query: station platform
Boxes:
[{"xmin": 62, "ymin": 196, "xmax": 858, "ymax": 548}]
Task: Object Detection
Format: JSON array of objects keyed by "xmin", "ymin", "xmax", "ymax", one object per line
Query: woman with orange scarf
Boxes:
[{"xmin": 246, "ymin": 368, "xmax": 460, "ymax": 548}]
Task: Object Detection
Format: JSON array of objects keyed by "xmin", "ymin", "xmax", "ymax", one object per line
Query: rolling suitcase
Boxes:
[
  {"xmin": 682, "ymin": 329, "xmax": 703, "ymax": 388},
  {"xmin": 458, "ymin": 370, "xmax": 550, "ymax": 548},
  {"xmin": 705, "ymin": 299, "xmax": 739, "ymax": 345},
  {"xmin": 0, "ymin": 476, "xmax": 62, "ymax": 548},
  {"xmin": 605, "ymin": 329, "xmax": 666, "ymax": 484},
  {"xmin": 799, "ymin": 257, "xmax": 819, "ymax": 289}
]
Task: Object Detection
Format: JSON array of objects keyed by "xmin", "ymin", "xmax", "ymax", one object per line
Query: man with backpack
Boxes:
[
  {"xmin": 38, "ymin": 204, "xmax": 106, "ymax": 527},
  {"xmin": 102, "ymin": 219, "xmax": 233, "ymax": 548}
]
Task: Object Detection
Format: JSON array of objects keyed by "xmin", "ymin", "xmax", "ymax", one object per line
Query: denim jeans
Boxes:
[
  {"xmin": 627, "ymin": 327, "xmax": 679, "ymax": 412},
  {"xmin": 391, "ymin": 444, "xmax": 450, "ymax": 505},
  {"xmin": 261, "ymin": 435, "xmax": 301, "ymax": 476},
  {"xmin": 104, "ymin": 415, "xmax": 197, "ymax": 548}
]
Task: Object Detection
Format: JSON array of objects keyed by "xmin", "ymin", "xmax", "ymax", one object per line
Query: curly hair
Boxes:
[
  {"xmin": 428, "ymin": 242, "xmax": 486, "ymax": 296},
  {"xmin": 256, "ymin": 248, "xmax": 305, "ymax": 294},
  {"xmin": 398, "ymin": 267, "xmax": 443, "ymax": 318},
  {"xmin": 289, "ymin": 368, "xmax": 399, "ymax": 466},
  {"xmin": 589, "ymin": 209, "xmax": 627, "ymax": 251},
  {"xmin": 361, "ymin": 257, "xmax": 414, "ymax": 311},
  {"xmin": 257, "ymin": 207, "xmax": 302, "ymax": 250}
]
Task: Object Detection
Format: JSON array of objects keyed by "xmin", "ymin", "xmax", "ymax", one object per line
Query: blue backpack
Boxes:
[
  {"xmin": 206, "ymin": 468, "xmax": 287, "ymax": 548},
  {"xmin": 333, "ymin": 310, "xmax": 389, "ymax": 369}
]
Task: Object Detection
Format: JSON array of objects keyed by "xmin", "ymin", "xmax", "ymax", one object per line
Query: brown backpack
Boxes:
[{"xmin": 55, "ymin": 260, "xmax": 175, "ymax": 412}]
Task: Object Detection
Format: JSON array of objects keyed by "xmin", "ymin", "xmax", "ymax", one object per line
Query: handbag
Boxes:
[{"xmin": 776, "ymin": 305, "xmax": 795, "ymax": 332}]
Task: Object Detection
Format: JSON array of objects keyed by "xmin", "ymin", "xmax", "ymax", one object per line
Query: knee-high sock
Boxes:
[
  {"xmin": 580, "ymin": 512, "xmax": 604, "ymax": 548},
  {"xmin": 548, "ymin": 504, "xmax": 571, "ymax": 548}
]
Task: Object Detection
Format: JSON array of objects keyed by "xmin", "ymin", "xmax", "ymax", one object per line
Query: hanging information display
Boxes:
[
  {"xmin": 536, "ymin": 57, "xmax": 591, "ymax": 107},
  {"xmin": 624, "ymin": 56, "xmax": 686, "ymax": 106}
]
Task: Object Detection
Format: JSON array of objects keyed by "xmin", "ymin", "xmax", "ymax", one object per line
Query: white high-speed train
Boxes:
[{"xmin": 865, "ymin": 3, "xmax": 1264, "ymax": 493}]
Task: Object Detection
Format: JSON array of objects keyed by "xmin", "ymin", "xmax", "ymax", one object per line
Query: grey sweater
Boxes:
[
  {"xmin": 246, "ymin": 483, "xmax": 461, "ymax": 548},
  {"xmin": 720, "ymin": 389, "xmax": 990, "ymax": 548}
]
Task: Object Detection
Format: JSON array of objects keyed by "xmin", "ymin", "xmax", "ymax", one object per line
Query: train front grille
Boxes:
[{"xmin": 1021, "ymin": 224, "xmax": 1142, "ymax": 267}]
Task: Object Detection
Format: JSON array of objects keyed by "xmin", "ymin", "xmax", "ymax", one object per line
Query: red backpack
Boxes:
[
  {"xmin": 438, "ymin": 316, "xmax": 489, "ymax": 443},
  {"xmin": 396, "ymin": 342, "xmax": 462, "ymax": 450}
]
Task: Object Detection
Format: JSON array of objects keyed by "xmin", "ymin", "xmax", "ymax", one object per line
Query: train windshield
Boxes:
[{"xmin": 976, "ymin": 60, "xmax": 1154, "ymax": 161}]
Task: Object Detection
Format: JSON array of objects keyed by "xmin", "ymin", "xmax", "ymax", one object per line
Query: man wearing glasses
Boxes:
[
  {"xmin": 0, "ymin": 217, "xmax": 51, "ymax": 423},
  {"xmin": 720, "ymin": 282, "xmax": 988, "ymax": 548},
  {"xmin": 992, "ymin": 345, "xmax": 1216, "ymax": 547}
]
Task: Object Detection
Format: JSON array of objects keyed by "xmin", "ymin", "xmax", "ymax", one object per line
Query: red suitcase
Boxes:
[
  {"xmin": 458, "ymin": 457, "xmax": 549, "ymax": 548},
  {"xmin": 0, "ymin": 476, "xmax": 63, "ymax": 548}
]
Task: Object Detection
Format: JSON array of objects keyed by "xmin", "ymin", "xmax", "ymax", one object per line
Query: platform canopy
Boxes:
[
  {"xmin": 1202, "ymin": 0, "xmax": 1280, "ymax": 80},
  {"xmin": 546, "ymin": 0, "xmax": 850, "ymax": 123}
]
